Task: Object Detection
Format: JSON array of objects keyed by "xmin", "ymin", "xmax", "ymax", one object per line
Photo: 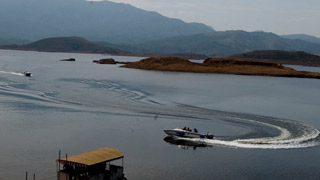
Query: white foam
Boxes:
[
  {"xmin": 176, "ymin": 134, "xmax": 319, "ymax": 149},
  {"xmin": 174, "ymin": 120, "xmax": 320, "ymax": 149},
  {"xmin": 0, "ymin": 70, "xmax": 24, "ymax": 76}
]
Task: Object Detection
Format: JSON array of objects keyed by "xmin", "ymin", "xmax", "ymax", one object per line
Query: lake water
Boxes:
[{"xmin": 0, "ymin": 49, "xmax": 320, "ymax": 180}]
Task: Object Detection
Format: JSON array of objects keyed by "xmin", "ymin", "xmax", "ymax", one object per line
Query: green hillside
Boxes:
[{"xmin": 19, "ymin": 37, "xmax": 121, "ymax": 54}]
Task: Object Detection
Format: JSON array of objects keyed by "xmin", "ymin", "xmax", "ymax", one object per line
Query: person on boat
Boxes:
[
  {"xmin": 183, "ymin": 127, "xmax": 187, "ymax": 130},
  {"xmin": 194, "ymin": 128, "xmax": 198, "ymax": 133}
]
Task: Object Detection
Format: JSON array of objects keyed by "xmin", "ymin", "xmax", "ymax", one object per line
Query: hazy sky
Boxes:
[{"xmin": 90, "ymin": 0, "xmax": 320, "ymax": 37}]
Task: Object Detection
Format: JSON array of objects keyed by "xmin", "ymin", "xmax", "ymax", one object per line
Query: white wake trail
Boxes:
[
  {"xmin": 0, "ymin": 70, "xmax": 24, "ymax": 76},
  {"xmin": 174, "ymin": 119, "xmax": 320, "ymax": 149}
]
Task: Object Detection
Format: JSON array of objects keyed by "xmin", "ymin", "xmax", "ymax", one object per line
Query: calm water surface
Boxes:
[{"xmin": 0, "ymin": 50, "xmax": 320, "ymax": 180}]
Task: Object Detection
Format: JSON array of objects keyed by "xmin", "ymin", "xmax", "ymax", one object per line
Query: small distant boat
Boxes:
[
  {"xmin": 23, "ymin": 71, "xmax": 32, "ymax": 77},
  {"xmin": 60, "ymin": 58, "xmax": 76, "ymax": 61},
  {"xmin": 164, "ymin": 128, "xmax": 214, "ymax": 139}
]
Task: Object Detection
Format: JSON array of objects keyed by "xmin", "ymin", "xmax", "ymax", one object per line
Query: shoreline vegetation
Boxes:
[{"xmin": 122, "ymin": 57, "xmax": 320, "ymax": 79}]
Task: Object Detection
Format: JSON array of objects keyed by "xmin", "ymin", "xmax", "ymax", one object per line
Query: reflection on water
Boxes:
[{"xmin": 163, "ymin": 136, "xmax": 211, "ymax": 150}]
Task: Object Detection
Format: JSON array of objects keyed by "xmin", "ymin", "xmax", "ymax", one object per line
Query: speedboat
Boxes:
[
  {"xmin": 23, "ymin": 71, "xmax": 32, "ymax": 77},
  {"xmin": 164, "ymin": 128, "xmax": 214, "ymax": 139}
]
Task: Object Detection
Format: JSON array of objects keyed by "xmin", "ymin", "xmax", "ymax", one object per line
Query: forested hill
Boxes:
[{"xmin": 16, "ymin": 37, "xmax": 122, "ymax": 54}]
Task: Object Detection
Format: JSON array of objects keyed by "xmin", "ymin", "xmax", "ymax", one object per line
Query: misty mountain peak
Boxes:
[{"xmin": 0, "ymin": 0, "xmax": 214, "ymax": 44}]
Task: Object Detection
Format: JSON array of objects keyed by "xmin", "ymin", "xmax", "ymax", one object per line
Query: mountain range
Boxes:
[
  {"xmin": 281, "ymin": 34, "xmax": 320, "ymax": 45},
  {"xmin": 1, "ymin": 0, "xmax": 320, "ymax": 57},
  {"xmin": 0, "ymin": 0, "xmax": 213, "ymax": 44},
  {"xmin": 132, "ymin": 31, "xmax": 320, "ymax": 57}
]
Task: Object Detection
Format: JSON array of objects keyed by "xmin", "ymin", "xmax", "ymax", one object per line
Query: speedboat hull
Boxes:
[
  {"xmin": 23, "ymin": 71, "xmax": 32, "ymax": 77},
  {"xmin": 164, "ymin": 128, "xmax": 213, "ymax": 139},
  {"xmin": 163, "ymin": 136, "xmax": 210, "ymax": 149}
]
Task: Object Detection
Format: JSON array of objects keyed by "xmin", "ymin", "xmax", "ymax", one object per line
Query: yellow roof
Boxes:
[{"xmin": 57, "ymin": 148, "xmax": 123, "ymax": 167}]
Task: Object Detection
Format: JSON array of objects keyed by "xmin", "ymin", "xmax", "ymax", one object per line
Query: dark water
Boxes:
[{"xmin": 0, "ymin": 50, "xmax": 320, "ymax": 180}]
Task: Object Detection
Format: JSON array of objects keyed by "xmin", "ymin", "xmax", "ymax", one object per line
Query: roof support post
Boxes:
[{"xmin": 57, "ymin": 150, "xmax": 61, "ymax": 180}]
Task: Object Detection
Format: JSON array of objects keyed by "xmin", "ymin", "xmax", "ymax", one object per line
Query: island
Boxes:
[
  {"xmin": 93, "ymin": 58, "xmax": 128, "ymax": 65},
  {"xmin": 93, "ymin": 58, "xmax": 117, "ymax": 64},
  {"xmin": 230, "ymin": 50, "xmax": 320, "ymax": 67},
  {"xmin": 122, "ymin": 57, "xmax": 320, "ymax": 79}
]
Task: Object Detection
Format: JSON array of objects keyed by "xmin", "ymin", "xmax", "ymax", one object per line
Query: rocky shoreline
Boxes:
[
  {"xmin": 122, "ymin": 57, "xmax": 320, "ymax": 79},
  {"xmin": 93, "ymin": 58, "xmax": 128, "ymax": 64}
]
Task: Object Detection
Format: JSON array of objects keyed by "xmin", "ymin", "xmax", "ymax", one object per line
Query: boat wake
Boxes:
[
  {"xmin": 171, "ymin": 116, "xmax": 320, "ymax": 149},
  {"xmin": 61, "ymin": 79, "xmax": 166, "ymax": 105},
  {"xmin": 61, "ymin": 79, "xmax": 320, "ymax": 150},
  {"xmin": 176, "ymin": 134, "xmax": 320, "ymax": 149},
  {"xmin": 0, "ymin": 70, "xmax": 24, "ymax": 76},
  {"xmin": 0, "ymin": 83, "xmax": 84, "ymax": 111},
  {"xmin": 1, "ymin": 77, "xmax": 319, "ymax": 150}
]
